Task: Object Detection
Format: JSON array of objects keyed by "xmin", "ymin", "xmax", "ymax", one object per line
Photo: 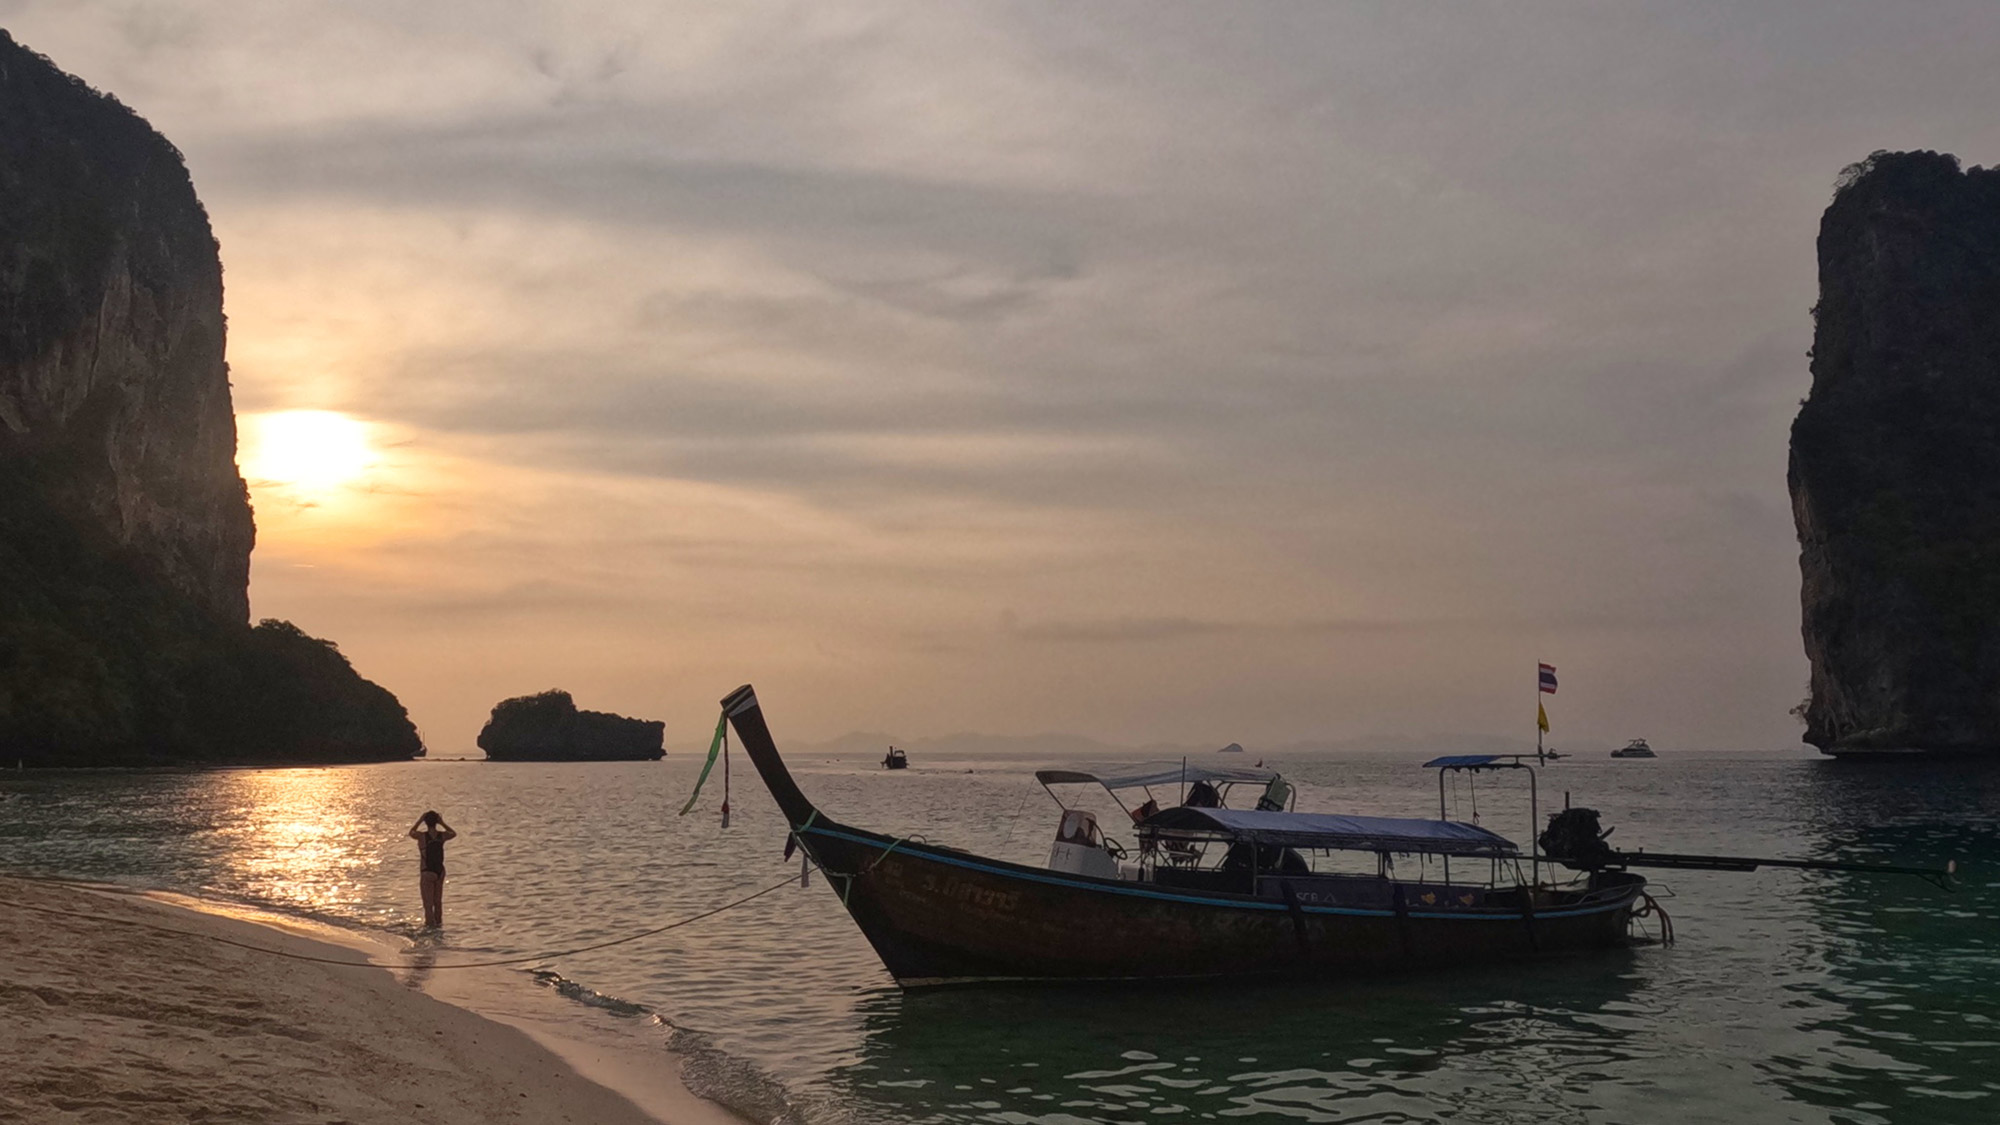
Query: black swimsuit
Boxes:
[{"xmin": 420, "ymin": 834, "xmax": 446, "ymax": 877}]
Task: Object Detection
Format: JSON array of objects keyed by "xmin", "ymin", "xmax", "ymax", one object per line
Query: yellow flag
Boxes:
[{"xmin": 1537, "ymin": 701, "xmax": 1550, "ymax": 733}]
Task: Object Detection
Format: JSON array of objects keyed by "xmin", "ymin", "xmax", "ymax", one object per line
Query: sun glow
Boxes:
[{"xmin": 242, "ymin": 410, "xmax": 374, "ymax": 493}]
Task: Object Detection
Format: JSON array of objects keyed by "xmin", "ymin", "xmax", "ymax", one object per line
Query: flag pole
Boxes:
[{"xmin": 1535, "ymin": 662, "xmax": 1552, "ymax": 766}]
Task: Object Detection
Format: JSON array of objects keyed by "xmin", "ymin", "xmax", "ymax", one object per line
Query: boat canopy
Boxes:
[
  {"xmin": 1139, "ymin": 806, "xmax": 1519, "ymax": 857},
  {"xmin": 1422, "ymin": 754, "xmax": 1527, "ymax": 769},
  {"xmin": 1034, "ymin": 762, "xmax": 1278, "ymax": 790}
]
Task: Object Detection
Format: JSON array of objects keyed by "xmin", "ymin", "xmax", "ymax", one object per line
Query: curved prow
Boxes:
[{"xmin": 721, "ymin": 684, "xmax": 819, "ymax": 828}]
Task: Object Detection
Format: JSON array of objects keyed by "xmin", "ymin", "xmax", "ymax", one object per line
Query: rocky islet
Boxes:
[{"xmin": 477, "ymin": 690, "xmax": 665, "ymax": 761}]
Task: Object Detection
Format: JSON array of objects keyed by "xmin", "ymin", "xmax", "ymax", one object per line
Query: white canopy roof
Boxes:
[{"xmin": 1142, "ymin": 807, "xmax": 1519, "ymax": 857}]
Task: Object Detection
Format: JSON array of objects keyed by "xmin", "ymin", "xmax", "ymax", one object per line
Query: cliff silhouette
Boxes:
[
  {"xmin": 0, "ymin": 31, "xmax": 420, "ymax": 765},
  {"xmin": 478, "ymin": 691, "xmax": 665, "ymax": 762},
  {"xmin": 1790, "ymin": 150, "xmax": 2000, "ymax": 755}
]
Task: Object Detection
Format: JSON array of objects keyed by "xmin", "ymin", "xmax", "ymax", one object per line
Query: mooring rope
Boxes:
[
  {"xmin": 799, "ymin": 824, "xmax": 917, "ymax": 908},
  {"xmin": 3, "ymin": 866, "xmax": 817, "ymax": 971},
  {"xmin": 1630, "ymin": 891, "xmax": 1676, "ymax": 946},
  {"xmin": 995, "ymin": 785, "xmax": 1036, "ymax": 851}
]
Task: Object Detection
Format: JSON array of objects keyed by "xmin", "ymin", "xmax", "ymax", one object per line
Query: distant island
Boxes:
[
  {"xmin": 477, "ymin": 690, "xmax": 664, "ymax": 761},
  {"xmin": 0, "ymin": 32, "xmax": 420, "ymax": 765},
  {"xmin": 1790, "ymin": 150, "xmax": 2000, "ymax": 756}
]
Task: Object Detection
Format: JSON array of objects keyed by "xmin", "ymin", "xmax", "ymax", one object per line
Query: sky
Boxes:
[{"xmin": 7, "ymin": 1, "xmax": 1998, "ymax": 755}]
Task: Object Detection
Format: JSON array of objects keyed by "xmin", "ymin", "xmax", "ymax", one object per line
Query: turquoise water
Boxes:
[{"xmin": 3, "ymin": 750, "xmax": 1997, "ymax": 1124}]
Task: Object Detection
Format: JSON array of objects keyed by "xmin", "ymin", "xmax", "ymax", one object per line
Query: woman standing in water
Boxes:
[{"xmin": 408, "ymin": 811, "xmax": 456, "ymax": 927}]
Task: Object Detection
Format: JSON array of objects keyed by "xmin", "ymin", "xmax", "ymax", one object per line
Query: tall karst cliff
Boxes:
[
  {"xmin": 0, "ymin": 31, "xmax": 421, "ymax": 764},
  {"xmin": 1790, "ymin": 150, "xmax": 2000, "ymax": 755}
]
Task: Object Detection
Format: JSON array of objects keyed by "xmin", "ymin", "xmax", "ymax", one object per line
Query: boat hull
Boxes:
[
  {"xmin": 723, "ymin": 684, "xmax": 1644, "ymax": 988},
  {"xmin": 799, "ymin": 820, "xmax": 1642, "ymax": 987}
]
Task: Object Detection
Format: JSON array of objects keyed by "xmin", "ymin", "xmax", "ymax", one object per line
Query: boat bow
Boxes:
[{"xmin": 722, "ymin": 684, "xmax": 818, "ymax": 828}]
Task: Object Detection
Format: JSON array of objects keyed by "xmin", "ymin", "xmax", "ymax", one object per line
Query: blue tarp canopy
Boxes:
[
  {"xmin": 1035, "ymin": 762, "xmax": 1278, "ymax": 790},
  {"xmin": 1139, "ymin": 806, "xmax": 1518, "ymax": 857},
  {"xmin": 1423, "ymin": 754, "xmax": 1525, "ymax": 769}
]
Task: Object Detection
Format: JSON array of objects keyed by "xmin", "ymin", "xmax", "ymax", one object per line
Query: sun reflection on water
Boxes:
[{"xmin": 204, "ymin": 769, "xmax": 396, "ymax": 922}]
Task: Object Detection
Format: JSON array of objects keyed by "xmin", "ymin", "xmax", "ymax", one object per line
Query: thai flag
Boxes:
[{"xmin": 1538, "ymin": 663, "xmax": 1558, "ymax": 694}]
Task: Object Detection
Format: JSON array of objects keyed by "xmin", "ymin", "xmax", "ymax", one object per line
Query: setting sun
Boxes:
[{"xmin": 242, "ymin": 410, "xmax": 372, "ymax": 492}]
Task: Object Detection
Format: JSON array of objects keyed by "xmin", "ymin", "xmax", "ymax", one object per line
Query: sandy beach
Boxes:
[{"xmin": 0, "ymin": 875, "xmax": 733, "ymax": 1125}]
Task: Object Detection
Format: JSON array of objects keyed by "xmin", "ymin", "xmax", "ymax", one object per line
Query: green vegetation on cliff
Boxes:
[{"xmin": 0, "ymin": 456, "xmax": 421, "ymax": 764}]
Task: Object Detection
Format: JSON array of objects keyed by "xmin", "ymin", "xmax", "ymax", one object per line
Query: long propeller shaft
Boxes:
[{"xmin": 1598, "ymin": 849, "xmax": 1957, "ymax": 889}]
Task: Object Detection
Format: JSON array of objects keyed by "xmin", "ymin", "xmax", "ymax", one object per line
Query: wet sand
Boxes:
[{"xmin": 0, "ymin": 875, "xmax": 738, "ymax": 1124}]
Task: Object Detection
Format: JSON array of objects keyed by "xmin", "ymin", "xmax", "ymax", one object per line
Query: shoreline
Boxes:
[{"xmin": 0, "ymin": 875, "xmax": 749, "ymax": 1125}]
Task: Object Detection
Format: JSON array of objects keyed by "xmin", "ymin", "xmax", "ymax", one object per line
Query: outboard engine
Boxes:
[
  {"xmin": 1540, "ymin": 807, "xmax": 1617, "ymax": 869},
  {"xmin": 1255, "ymin": 775, "xmax": 1293, "ymax": 812},
  {"xmin": 1047, "ymin": 809, "xmax": 1122, "ymax": 879}
]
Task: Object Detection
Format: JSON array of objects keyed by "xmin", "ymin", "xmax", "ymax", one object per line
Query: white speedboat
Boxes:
[{"xmin": 1610, "ymin": 738, "xmax": 1657, "ymax": 759}]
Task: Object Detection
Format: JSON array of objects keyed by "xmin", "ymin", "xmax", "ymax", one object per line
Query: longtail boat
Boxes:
[{"xmin": 724, "ymin": 685, "xmax": 1651, "ymax": 987}]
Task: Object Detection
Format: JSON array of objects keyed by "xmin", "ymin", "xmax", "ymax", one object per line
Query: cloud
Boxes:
[
  {"xmin": 206, "ymin": 115, "xmax": 1110, "ymax": 278},
  {"xmin": 1005, "ymin": 601, "xmax": 1764, "ymax": 646},
  {"xmin": 1008, "ymin": 616, "xmax": 1237, "ymax": 644}
]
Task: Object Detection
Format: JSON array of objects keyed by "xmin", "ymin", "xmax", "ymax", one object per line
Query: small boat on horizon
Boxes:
[
  {"xmin": 1610, "ymin": 739, "xmax": 1658, "ymax": 759},
  {"xmin": 882, "ymin": 746, "xmax": 908, "ymax": 770}
]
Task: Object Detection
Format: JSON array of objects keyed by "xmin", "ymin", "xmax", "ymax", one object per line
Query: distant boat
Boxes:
[
  {"xmin": 882, "ymin": 746, "xmax": 908, "ymax": 770},
  {"xmin": 1610, "ymin": 739, "xmax": 1657, "ymax": 759},
  {"xmin": 1216, "ymin": 742, "xmax": 1245, "ymax": 754},
  {"xmin": 1541, "ymin": 749, "xmax": 1568, "ymax": 761}
]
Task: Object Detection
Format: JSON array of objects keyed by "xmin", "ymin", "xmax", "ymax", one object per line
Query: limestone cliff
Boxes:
[
  {"xmin": 0, "ymin": 29, "xmax": 250, "ymax": 618},
  {"xmin": 0, "ymin": 31, "xmax": 420, "ymax": 765},
  {"xmin": 478, "ymin": 691, "xmax": 665, "ymax": 762},
  {"xmin": 1790, "ymin": 150, "xmax": 2000, "ymax": 755}
]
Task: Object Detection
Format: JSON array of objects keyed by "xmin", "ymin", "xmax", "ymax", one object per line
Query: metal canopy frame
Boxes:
[
  {"xmin": 1036, "ymin": 760, "xmax": 1288, "ymax": 819},
  {"xmin": 1425, "ymin": 755, "xmax": 1541, "ymax": 886}
]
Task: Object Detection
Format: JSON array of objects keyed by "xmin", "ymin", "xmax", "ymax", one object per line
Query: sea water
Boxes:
[{"xmin": 3, "ymin": 750, "xmax": 1998, "ymax": 1125}]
